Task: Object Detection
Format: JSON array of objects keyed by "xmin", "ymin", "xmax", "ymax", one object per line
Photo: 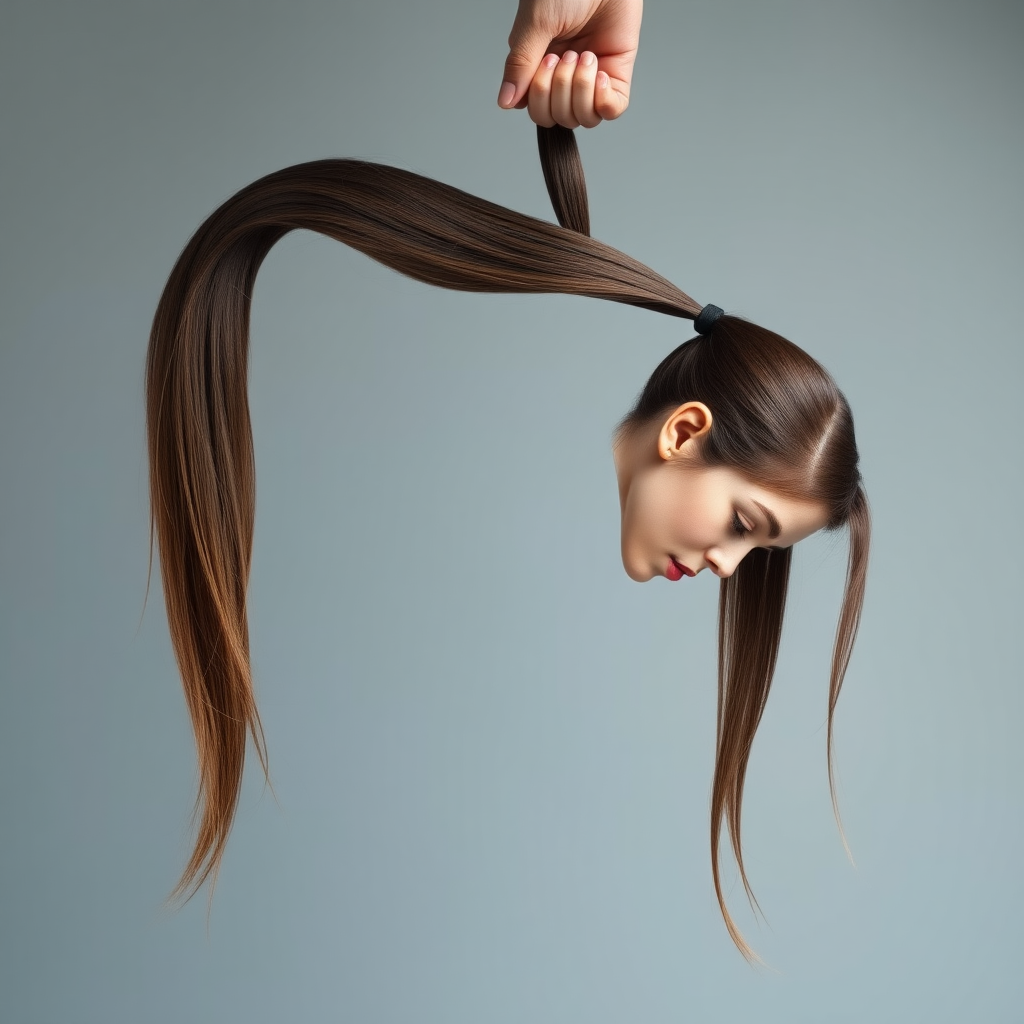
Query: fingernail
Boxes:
[
  {"xmin": 497, "ymin": 81, "xmax": 515, "ymax": 108},
  {"xmin": 580, "ymin": 51, "xmax": 595, "ymax": 67},
  {"xmin": 597, "ymin": 71, "xmax": 608, "ymax": 88},
  {"xmin": 543, "ymin": 53, "xmax": 559, "ymax": 69},
  {"xmin": 562, "ymin": 50, "xmax": 578, "ymax": 64}
]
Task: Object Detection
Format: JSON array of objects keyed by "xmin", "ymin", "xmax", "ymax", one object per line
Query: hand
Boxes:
[{"xmin": 498, "ymin": 0, "xmax": 643, "ymax": 129}]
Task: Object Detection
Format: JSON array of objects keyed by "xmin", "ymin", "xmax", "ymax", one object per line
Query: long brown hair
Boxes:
[{"xmin": 145, "ymin": 125, "xmax": 869, "ymax": 960}]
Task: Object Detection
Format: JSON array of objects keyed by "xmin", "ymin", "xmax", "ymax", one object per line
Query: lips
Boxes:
[{"xmin": 671, "ymin": 558, "xmax": 695, "ymax": 577}]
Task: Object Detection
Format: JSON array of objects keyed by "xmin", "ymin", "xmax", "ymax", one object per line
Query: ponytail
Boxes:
[{"xmin": 146, "ymin": 129, "xmax": 699, "ymax": 903}]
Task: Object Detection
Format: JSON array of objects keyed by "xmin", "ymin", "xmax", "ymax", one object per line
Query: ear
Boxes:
[{"xmin": 658, "ymin": 402, "xmax": 713, "ymax": 460}]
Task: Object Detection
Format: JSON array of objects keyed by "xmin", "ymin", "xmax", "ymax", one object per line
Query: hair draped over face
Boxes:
[{"xmin": 145, "ymin": 125, "xmax": 869, "ymax": 962}]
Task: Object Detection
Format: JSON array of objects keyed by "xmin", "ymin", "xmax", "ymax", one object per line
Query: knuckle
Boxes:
[
  {"xmin": 503, "ymin": 51, "xmax": 535, "ymax": 71},
  {"xmin": 597, "ymin": 95, "xmax": 628, "ymax": 120}
]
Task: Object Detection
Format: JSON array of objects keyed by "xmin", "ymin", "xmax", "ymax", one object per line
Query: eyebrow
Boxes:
[{"xmin": 752, "ymin": 500, "xmax": 781, "ymax": 540}]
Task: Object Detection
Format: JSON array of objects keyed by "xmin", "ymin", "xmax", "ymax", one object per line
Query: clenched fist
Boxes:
[{"xmin": 498, "ymin": 0, "xmax": 643, "ymax": 128}]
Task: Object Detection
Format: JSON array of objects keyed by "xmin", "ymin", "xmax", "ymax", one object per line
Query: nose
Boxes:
[{"xmin": 704, "ymin": 548, "xmax": 740, "ymax": 579}]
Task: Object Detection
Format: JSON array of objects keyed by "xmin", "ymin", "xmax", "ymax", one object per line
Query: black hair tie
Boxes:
[{"xmin": 694, "ymin": 304, "xmax": 725, "ymax": 335}]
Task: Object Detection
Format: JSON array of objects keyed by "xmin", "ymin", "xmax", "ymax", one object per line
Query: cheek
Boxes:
[
  {"xmin": 651, "ymin": 485, "xmax": 714, "ymax": 548},
  {"xmin": 624, "ymin": 478, "xmax": 672, "ymax": 545},
  {"xmin": 667, "ymin": 485, "xmax": 704, "ymax": 528},
  {"xmin": 624, "ymin": 474, "xmax": 723, "ymax": 551},
  {"xmin": 674, "ymin": 492, "xmax": 730, "ymax": 552}
]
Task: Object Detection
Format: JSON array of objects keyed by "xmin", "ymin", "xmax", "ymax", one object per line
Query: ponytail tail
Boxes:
[
  {"xmin": 147, "ymin": 217, "xmax": 286, "ymax": 903},
  {"xmin": 146, "ymin": 133, "xmax": 701, "ymax": 904}
]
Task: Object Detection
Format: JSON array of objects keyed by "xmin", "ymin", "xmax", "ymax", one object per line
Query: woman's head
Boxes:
[{"xmin": 612, "ymin": 315, "xmax": 864, "ymax": 581}]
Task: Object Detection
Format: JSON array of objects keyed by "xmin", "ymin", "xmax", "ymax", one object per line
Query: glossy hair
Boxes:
[
  {"xmin": 615, "ymin": 318, "xmax": 869, "ymax": 959},
  {"xmin": 145, "ymin": 125, "xmax": 868, "ymax": 960}
]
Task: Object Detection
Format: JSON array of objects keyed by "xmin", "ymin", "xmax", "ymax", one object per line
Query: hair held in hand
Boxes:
[{"xmin": 145, "ymin": 125, "xmax": 869, "ymax": 963}]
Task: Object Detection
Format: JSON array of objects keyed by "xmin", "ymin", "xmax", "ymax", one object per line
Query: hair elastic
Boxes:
[{"xmin": 694, "ymin": 304, "xmax": 724, "ymax": 335}]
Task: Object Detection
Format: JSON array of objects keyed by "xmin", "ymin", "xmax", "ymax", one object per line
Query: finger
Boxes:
[
  {"xmin": 550, "ymin": 50, "xmax": 581, "ymax": 130},
  {"xmin": 499, "ymin": 20, "xmax": 552, "ymax": 108},
  {"xmin": 594, "ymin": 70, "xmax": 631, "ymax": 121},
  {"xmin": 526, "ymin": 53, "xmax": 560, "ymax": 128},
  {"xmin": 572, "ymin": 51, "xmax": 602, "ymax": 129}
]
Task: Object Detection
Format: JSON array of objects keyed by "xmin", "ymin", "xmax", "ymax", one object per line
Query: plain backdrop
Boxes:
[{"xmin": 1, "ymin": 1, "xmax": 1022, "ymax": 1021}]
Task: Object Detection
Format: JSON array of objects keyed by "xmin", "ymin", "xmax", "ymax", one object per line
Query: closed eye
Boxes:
[{"xmin": 731, "ymin": 510, "xmax": 750, "ymax": 537}]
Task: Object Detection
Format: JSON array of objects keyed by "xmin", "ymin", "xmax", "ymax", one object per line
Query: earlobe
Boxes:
[{"xmin": 659, "ymin": 401, "xmax": 713, "ymax": 458}]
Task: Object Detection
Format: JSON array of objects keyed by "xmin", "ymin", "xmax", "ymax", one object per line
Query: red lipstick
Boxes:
[{"xmin": 667, "ymin": 558, "xmax": 694, "ymax": 580}]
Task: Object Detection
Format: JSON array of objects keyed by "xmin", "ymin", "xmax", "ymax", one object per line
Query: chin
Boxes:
[{"xmin": 621, "ymin": 554, "xmax": 654, "ymax": 583}]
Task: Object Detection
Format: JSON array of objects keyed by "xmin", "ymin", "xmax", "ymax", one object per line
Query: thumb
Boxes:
[{"xmin": 498, "ymin": 23, "xmax": 551, "ymax": 109}]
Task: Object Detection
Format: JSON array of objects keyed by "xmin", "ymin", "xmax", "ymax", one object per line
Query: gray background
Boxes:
[{"xmin": 2, "ymin": 0, "xmax": 1021, "ymax": 1020}]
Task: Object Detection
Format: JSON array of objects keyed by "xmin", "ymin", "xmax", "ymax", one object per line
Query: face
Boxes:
[{"xmin": 613, "ymin": 403, "xmax": 829, "ymax": 583}]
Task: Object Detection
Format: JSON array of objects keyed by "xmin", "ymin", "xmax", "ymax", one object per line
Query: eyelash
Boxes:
[{"xmin": 731, "ymin": 511, "xmax": 750, "ymax": 537}]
